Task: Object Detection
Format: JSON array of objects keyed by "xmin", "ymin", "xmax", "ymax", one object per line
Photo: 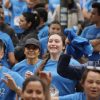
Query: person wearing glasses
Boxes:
[{"xmin": 12, "ymin": 38, "xmax": 42, "ymax": 79}]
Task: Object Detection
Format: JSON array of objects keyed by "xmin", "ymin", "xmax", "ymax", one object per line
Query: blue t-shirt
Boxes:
[
  {"xmin": 2, "ymin": 0, "xmax": 11, "ymax": 24},
  {"xmin": 12, "ymin": 59, "xmax": 42, "ymax": 78},
  {"xmin": 40, "ymin": 36, "xmax": 48, "ymax": 57},
  {"xmin": 0, "ymin": 67, "xmax": 24, "ymax": 100},
  {"xmin": 0, "ymin": 31, "xmax": 14, "ymax": 68},
  {"xmin": 59, "ymin": 92, "xmax": 86, "ymax": 100},
  {"xmin": 81, "ymin": 25, "xmax": 100, "ymax": 61},
  {"xmin": 43, "ymin": 59, "xmax": 78, "ymax": 96},
  {"xmin": 38, "ymin": 25, "xmax": 49, "ymax": 40}
]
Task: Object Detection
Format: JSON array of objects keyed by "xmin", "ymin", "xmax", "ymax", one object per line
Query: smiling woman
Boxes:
[
  {"xmin": 12, "ymin": 38, "xmax": 42, "ymax": 79},
  {"xmin": 35, "ymin": 33, "xmax": 81, "ymax": 98}
]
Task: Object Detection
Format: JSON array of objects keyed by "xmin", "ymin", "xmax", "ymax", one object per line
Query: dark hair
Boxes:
[
  {"xmin": 67, "ymin": 0, "xmax": 77, "ymax": 10},
  {"xmin": 22, "ymin": 76, "xmax": 45, "ymax": 92},
  {"xmin": 0, "ymin": 39, "xmax": 6, "ymax": 52},
  {"xmin": 35, "ymin": 7, "xmax": 47, "ymax": 22},
  {"xmin": 22, "ymin": 75, "xmax": 50, "ymax": 100},
  {"xmin": 22, "ymin": 12, "xmax": 40, "ymax": 29},
  {"xmin": 33, "ymin": 3, "xmax": 45, "ymax": 9},
  {"xmin": 0, "ymin": 5, "xmax": 3, "ymax": 9},
  {"xmin": 92, "ymin": 2, "xmax": 100, "ymax": 15},
  {"xmin": 81, "ymin": 68, "xmax": 100, "ymax": 84},
  {"xmin": 14, "ymin": 46, "xmax": 25, "ymax": 62},
  {"xmin": 49, "ymin": 20, "xmax": 61, "ymax": 28}
]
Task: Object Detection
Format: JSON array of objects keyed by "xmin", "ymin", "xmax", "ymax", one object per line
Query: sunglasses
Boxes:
[{"xmin": 25, "ymin": 45, "xmax": 39, "ymax": 50}]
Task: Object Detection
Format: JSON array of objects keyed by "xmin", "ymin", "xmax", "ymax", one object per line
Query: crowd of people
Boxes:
[{"xmin": 0, "ymin": 0, "xmax": 100, "ymax": 100}]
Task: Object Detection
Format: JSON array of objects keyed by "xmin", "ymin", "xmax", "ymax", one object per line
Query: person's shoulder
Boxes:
[
  {"xmin": 84, "ymin": 24, "xmax": 95, "ymax": 29},
  {"xmin": 7, "ymin": 69, "xmax": 24, "ymax": 85},
  {"xmin": 82, "ymin": 25, "xmax": 96, "ymax": 33},
  {"xmin": 10, "ymin": 70, "xmax": 24, "ymax": 79},
  {"xmin": 64, "ymin": 92, "xmax": 85, "ymax": 100},
  {"xmin": 0, "ymin": 31, "xmax": 10, "ymax": 37},
  {"xmin": 4, "ymin": 24, "xmax": 15, "ymax": 33},
  {"xmin": 42, "ymin": 25, "xmax": 49, "ymax": 30},
  {"xmin": 12, "ymin": 59, "xmax": 27, "ymax": 70},
  {"xmin": 40, "ymin": 36, "xmax": 48, "ymax": 42},
  {"xmin": 15, "ymin": 59, "xmax": 27, "ymax": 65},
  {"xmin": 36, "ymin": 59, "xmax": 43, "ymax": 66},
  {"xmin": 47, "ymin": 59, "xmax": 58, "ymax": 65},
  {"xmin": 1, "ymin": 67, "xmax": 22, "ymax": 79},
  {"xmin": 1, "ymin": 66, "xmax": 10, "ymax": 73}
]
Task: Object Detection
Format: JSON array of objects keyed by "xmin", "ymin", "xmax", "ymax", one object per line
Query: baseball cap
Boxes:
[{"xmin": 24, "ymin": 38, "xmax": 40, "ymax": 49}]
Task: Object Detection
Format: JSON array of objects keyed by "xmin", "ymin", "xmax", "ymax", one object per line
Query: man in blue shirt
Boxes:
[{"xmin": 81, "ymin": 2, "xmax": 100, "ymax": 61}]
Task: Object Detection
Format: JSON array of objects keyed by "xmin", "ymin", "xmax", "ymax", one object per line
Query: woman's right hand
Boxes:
[{"xmin": 25, "ymin": 71, "xmax": 33, "ymax": 79}]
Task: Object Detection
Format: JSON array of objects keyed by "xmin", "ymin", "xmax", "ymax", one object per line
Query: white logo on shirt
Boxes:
[{"xmin": 0, "ymin": 88, "xmax": 5, "ymax": 96}]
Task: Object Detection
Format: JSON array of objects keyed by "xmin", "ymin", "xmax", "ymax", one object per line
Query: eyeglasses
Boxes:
[{"xmin": 25, "ymin": 45, "xmax": 39, "ymax": 50}]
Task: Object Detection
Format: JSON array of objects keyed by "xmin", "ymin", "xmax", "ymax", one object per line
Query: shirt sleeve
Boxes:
[{"xmin": 57, "ymin": 54, "xmax": 86, "ymax": 80}]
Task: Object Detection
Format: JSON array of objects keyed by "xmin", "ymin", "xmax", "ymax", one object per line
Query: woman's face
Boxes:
[
  {"xmin": 19, "ymin": 15, "xmax": 29, "ymax": 29},
  {"xmin": 49, "ymin": 24, "xmax": 61, "ymax": 34},
  {"xmin": 24, "ymin": 44, "xmax": 40, "ymax": 59},
  {"xmin": 48, "ymin": 34, "xmax": 64, "ymax": 55},
  {"xmin": 83, "ymin": 71, "xmax": 100, "ymax": 99},
  {"xmin": 22, "ymin": 81, "xmax": 45, "ymax": 100}
]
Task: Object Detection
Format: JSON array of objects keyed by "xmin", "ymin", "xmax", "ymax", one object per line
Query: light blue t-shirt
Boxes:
[
  {"xmin": 40, "ymin": 36, "xmax": 48, "ymax": 57},
  {"xmin": 38, "ymin": 25, "xmax": 49, "ymax": 40},
  {"xmin": 59, "ymin": 92, "xmax": 86, "ymax": 100},
  {"xmin": 43, "ymin": 59, "xmax": 79, "ymax": 96},
  {"xmin": 0, "ymin": 66, "xmax": 24, "ymax": 100},
  {"xmin": 0, "ymin": 31, "xmax": 14, "ymax": 68},
  {"xmin": 81, "ymin": 25, "xmax": 100, "ymax": 61},
  {"xmin": 12, "ymin": 59, "xmax": 42, "ymax": 78}
]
